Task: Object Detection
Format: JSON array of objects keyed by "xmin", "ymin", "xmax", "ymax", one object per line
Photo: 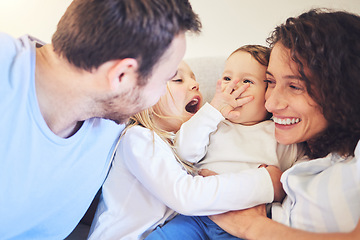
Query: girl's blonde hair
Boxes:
[{"xmin": 123, "ymin": 83, "xmax": 196, "ymax": 174}]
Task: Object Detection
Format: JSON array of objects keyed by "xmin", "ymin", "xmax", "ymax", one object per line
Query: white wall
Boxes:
[
  {"xmin": 1, "ymin": 0, "xmax": 359, "ymax": 59},
  {"xmin": 0, "ymin": 0, "xmax": 72, "ymax": 42},
  {"xmin": 186, "ymin": 0, "xmax": 360, "ymax": 58}
]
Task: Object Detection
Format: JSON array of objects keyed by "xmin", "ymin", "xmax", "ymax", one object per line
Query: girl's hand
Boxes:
[
  {"xmin": 210, "ymin": 79, "xmax": 254, "ymax": 120},
  {"xmin": 198, "ymin": 168, "xmax": 218, "ymax": 177},
  {"xmin": 263, "ymin": 165, "xmax": 285, "ymax": 202}
]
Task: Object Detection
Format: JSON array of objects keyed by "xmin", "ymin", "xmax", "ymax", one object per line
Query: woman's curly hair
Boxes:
[{"xmin": 267, "ymin": 8, "xmax": 360, "ymax": 159}]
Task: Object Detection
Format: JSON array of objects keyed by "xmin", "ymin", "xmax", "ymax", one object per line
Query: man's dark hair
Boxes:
[{"xmin": 52, "ymin": 0, "xmax": 201, "ymax": 84}]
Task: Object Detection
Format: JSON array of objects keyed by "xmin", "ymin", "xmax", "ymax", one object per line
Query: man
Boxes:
[{"xmin": 0, "ymin": 0, "xmax": 201, "ymax": 239}]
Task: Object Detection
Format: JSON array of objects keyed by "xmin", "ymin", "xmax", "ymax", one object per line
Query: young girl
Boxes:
[
  {"xmin": 145, "ymin": 45, "xmax": 302, "ymax": 239},
  {"xmin": 88, "ymin": 61, "xmax": 282, "ymax": 239}
]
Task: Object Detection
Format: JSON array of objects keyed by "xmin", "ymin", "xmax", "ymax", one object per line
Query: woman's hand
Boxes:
[
  {"xmin": 209, "ymin": 205, "xmax": 267, "ymax": 238},
  {"xmin": 210, "ymin": 208, "xmax": 360, "ymax": 240}
]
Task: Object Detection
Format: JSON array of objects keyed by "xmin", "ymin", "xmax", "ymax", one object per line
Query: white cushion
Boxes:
[{"xmin": 185, "ymin": 56, "xmax": 227, "ymax": 103}]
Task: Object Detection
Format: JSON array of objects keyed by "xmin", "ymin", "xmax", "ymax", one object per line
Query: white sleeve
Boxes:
[
  {"xmin": 175, "ymin": 103, "xmax": 225, "ymax": 163},
  {"xmin": 120, "ymin": 126, "xmax": 274, "ymax": 216},
  {"xmin": 355, "ymin": 140, "xmax": 360, "ymax": 181},
  {"xmin": 277, "ymin": 143, "xmax": 306, "ymax": 171}
]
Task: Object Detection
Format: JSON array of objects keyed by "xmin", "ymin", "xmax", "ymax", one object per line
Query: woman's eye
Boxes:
[
  {"xmin": 223, "ymin": 76, "xmax": 231, "ymax": 81},
  {"xmin": 243, "ymin": 79, "xmax": 254, "ymax": 84},
  {"xmin": 264, "ymin": 79, "xmax": 273, "ymax": 84},
  {"xmin": 290, "ymin": 85, "xmax": 303, "ymax": 91},
  {"xmin": 264, "ymin": 79, "xmax": 275, "ymax": 88}
]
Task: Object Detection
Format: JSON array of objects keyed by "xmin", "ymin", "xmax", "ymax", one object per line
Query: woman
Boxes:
[{"xmin": 208, "ymin": 8, "xmax": 360, "ymax": 239}]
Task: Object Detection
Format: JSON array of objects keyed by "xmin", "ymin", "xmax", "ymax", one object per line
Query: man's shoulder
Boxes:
[{"xmin": 0, "ymin": 33, "xmax": 18, "ymax": 62}]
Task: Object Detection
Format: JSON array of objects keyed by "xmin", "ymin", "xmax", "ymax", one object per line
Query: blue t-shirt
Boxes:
[{"xmin": 0, "ymin": 33, "xmax": 124, "ymax": 239}]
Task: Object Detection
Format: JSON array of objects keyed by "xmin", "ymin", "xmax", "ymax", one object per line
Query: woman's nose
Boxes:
[{"xmin": 265, "ymin": 87, "xmax": 287, "ymax": 113}]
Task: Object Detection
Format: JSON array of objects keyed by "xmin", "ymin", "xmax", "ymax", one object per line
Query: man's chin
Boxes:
[
  {"xmin": 104, "ymin": 115, "xmax": 131, "ymax": 125},
  {"xmin": 114, "ymin": 118, "xmax": 130, "ymax": 125}
]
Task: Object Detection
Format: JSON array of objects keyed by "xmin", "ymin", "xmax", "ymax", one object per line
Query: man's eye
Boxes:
[
  {"xmin": 223, "ymin": 76, "xmax": 231, "ymax": 81},
  {"xmin": 243, "ymin": 79, "xmax": 254, "ymax": 84}
]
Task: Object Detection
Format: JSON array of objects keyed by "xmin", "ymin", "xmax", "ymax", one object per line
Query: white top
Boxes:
[
  {"xmin": 175, "ymin": 103, "xmax": 300, "ymax": 173},
  {"xmin": 272, "ymin": 140, "xmax": 360, "ymax": 233},
  {"xmin": 88, "ymin": 125, "xmax": 274, "ymax": 240}
]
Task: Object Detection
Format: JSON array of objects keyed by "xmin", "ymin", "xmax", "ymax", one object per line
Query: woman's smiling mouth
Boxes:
[{"xmin": 272, "ymin": 116, "xmax": 301, "ymax": 125}]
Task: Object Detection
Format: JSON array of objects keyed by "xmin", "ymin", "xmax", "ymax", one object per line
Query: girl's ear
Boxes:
[{"xmin": 107, "ymin": 58, "xmax": 139, "ymax": 90}]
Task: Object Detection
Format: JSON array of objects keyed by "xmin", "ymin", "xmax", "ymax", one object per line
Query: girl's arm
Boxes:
[
  {"xmin": 175, "ymin": 78, "xmax": 253, "ymax": 163},
  {"xmin": 209, "ymin": 207, "xmax": 360, "ymax": 240},
  {"xmin": 175, "ymin": 102, "xmax": 224, "ymax": 163},
  {"xmin": 120, "ymin": 126, "xmax": 276, "ymax": 216}
]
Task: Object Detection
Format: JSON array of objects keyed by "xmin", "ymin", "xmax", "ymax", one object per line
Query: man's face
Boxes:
[{"xmin": 104, "ymin": 33, "xmax": 187, "ymax": 124}]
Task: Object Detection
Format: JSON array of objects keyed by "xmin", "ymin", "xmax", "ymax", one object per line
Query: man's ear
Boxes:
[{"xmin": 107, "ymin": 58, "xmax": 138, "ymax": 90}]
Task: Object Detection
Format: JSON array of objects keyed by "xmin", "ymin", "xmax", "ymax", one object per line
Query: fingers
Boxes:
[
  {"xmin": 224, "ymin": 81, "xmax": 253, "ymax": 106},
  {"xmin": 198, "ymin": 168, "xmax": 218, "ymax": 177},
  {"xmin": 232, "ymin": 82, "xmax": 250, "ymax": 98},
  {"xmin": 214, "ymin": 78, "xmax": 223, "ymax": 94},
  {"xmin": 223, "ymin": 79, "xmax": 241, "ymax": 95},
  {"xmin": 235, "ymin": 95, "xmax": 254, "ymax": 107}
]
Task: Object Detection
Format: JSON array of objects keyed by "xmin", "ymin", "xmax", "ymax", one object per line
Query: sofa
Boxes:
[{"xmin": 65, "ymin": 56, "xmax": 227, "ymax": 239}]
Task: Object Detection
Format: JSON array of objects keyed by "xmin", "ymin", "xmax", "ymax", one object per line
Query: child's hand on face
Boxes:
[{"xmin": 210, "ymin": 79, "xmax": 254, "ymax": 120}]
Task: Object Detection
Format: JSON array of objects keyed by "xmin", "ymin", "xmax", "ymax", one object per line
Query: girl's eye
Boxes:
[
  {"xmin": 172, "ymin": 79, "xmax": 183, "ymax": 83},
  {"xmin": 223, "ymin": 76, "xmax": 231, "ymax": 81},
  {"xmin": 243, "ymin": 79, "xmax": 254, "ymax": 84}
]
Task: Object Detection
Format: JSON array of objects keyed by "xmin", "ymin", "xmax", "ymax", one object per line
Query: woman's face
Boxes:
[
  {"xmin": 154, "ymin": 61, "xmax": 203, "ymax": 132},
  {"xmin": 265, "ymin": 43, "xmax": 328, "ymax": 145}
]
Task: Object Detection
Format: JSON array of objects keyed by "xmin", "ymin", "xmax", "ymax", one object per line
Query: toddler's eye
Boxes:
[
  {"xmin": 223, "ymin": 76, "xmax": 231, "ymax": 81},
  {"xmin": 243, "ymin": 79, "xmax": 254, "ymax": 84}
]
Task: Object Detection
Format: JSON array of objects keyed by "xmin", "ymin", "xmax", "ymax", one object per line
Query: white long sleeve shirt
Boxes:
[
  {"xmin": 175, "ymin": 103, "xmax": 300, "ymax": 173},
  {"xmin": 272, "ymin": 140, "xmax": 360, "ymax": 232},
  {"xmin": 88, "ymin": 125, "xmax": 274, "ymax": 240}
]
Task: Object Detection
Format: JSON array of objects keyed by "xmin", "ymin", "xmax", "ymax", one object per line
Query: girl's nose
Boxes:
[{"xmin": 190, "ymin": 81, "xmax": 199, "ymax": 91}]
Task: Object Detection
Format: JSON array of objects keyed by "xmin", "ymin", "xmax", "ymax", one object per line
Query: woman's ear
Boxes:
[{"xmin": 107, "ymin": 58, "xmax": 139, "ymax": 90}]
